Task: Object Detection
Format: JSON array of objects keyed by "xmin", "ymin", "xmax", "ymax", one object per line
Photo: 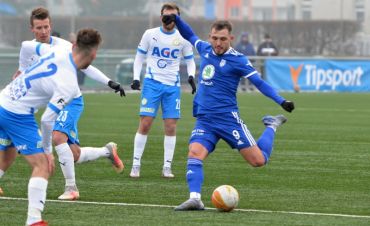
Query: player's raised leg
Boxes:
[{"xmin": 240, "ymin": 115, "xmax": 287, "ymax": 166}]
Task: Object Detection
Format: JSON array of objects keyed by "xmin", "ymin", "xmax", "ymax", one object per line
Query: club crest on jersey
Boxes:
[
  {"xmin": 220, "ymin": 59, "xmax": 226, "ymax": 67},
  {"xmin": 202, "ymin": 64, "xmax": 215, "ymax": 80},
  {"xmin": 141, "ymin": 98, "xmax": 148, "ymax": 105},
  {"xmin": 172, "ymin": 38, "xmax": 180, "ymax": 46}
]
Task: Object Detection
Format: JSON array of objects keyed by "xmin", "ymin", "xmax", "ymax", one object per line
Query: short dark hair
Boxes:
[
  {"xmin": 211, "ymin": 20, "xmax": 233, "ymax": 33},
  {"xmin": 30, "ymin": 7, "xmax": 50, "ymax": 27},
  {"xmin": 161, "ymin": 3, "xmax": 180, "ymax": 15},
  {"xmin": 76, "ymin": 28, "xmax": 102, "ymax": 53}
]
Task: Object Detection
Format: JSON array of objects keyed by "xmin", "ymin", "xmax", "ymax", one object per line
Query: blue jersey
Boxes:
[{"xmin": 193, "ymin": 40, "xmax": 258, "ymax": 115}]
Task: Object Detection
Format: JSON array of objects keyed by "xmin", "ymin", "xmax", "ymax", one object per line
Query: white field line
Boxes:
[{"xmin": 1, "ymin": 196, "xmax": 369, "ymax": 219}]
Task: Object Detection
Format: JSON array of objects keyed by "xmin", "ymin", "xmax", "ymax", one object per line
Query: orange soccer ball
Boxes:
[{"xmin": 211, "ymin": 185, "xmax": 239, "ymax": 212}]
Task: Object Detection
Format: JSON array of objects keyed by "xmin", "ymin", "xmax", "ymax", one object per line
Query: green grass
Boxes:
[{"xmin": 1, "ymin": 92, "xmax": 370, "ymax": 225}]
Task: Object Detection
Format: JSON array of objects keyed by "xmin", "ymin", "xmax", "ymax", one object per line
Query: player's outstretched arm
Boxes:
[
  {"xmin": 248, "ymin": 74, "xmax": 295, "ymax": 112},
  {"xmin": 108, "ymin": 80, "xmax": 125, "ymax": 97},
  {"xmin": 280, "ymin": 100, "xmax": 295, "ymax": 112},
  {"xmin": 81, "ymin": 65, "xmax": 110, "ymax": 85},
  {"xmin": 174, "ymin": 15, "xmax": 199, "ymax": 46}
]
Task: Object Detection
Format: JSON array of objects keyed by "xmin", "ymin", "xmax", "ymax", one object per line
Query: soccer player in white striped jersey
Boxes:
[
  {"xmin": 129, "ymin": 3, "xmax": 196, "ymax": 178},
  {"xmin": 0, "ymin": 28, "xmax": 101, "ymax": 226},
  {"xmin": 0, "ymin": 7, "xmax": 125, "ymax": 201}
]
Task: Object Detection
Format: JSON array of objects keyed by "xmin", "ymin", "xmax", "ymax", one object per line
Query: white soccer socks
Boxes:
[
  {"xmin": 55, "ymin": 143, "xmax": 76, "ymax": 187},
  {"xmin": 132, "ymin": 133, "xmax": 148, "ymax": 166},
  {"xmin": 77, "ymin": 147, "xmax": 110, "ymax": 163},
  {"xmin": 27, "ymin": 177, "xmax": 48, "ymax": 225},
  {"xmin": 164, "ymin": 135, "xmax": 176, "ymax": 168}
]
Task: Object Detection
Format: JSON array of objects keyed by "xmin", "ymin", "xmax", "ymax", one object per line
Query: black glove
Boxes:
[
  {"xmin": 130, "ymin": 80, "xmax": 141, "ymax": 90},
  {"xmin": 162, "ymin": 14, "xmax": 176, "ymax": 25},
  {"xmin": 188, "ymin": 76, "xmax": 196, "ymax": 94},
  {"xmin": 281, "ymin": 100, "xmax": 295, "ymax": 113},
  {"xmin": 108, "ymin": 80, "xmax": 125, "ymax": 97}
]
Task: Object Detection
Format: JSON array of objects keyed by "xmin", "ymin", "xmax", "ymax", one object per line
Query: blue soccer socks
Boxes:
[
  {"xmin": 186, "ymin": 158, "xmax": 204, "ymax": 194},
  {"xmin": 257, "ymin": 127, "xmax": 275, "ymax": 164}
]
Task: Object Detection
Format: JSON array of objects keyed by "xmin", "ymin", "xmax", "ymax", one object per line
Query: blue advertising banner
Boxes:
[{"xmin": 265, "ymin": 59, "xmax": 370, "ymax": 92}]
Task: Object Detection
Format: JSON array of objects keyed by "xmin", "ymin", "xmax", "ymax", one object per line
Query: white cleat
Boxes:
[
  {"xmin": 174, "ymin": 198, "xmax": 205, "ymax": 211},
  {"xmin": 130, "ymin": 165, "xmax": 140, "ymax": 178},
  {"xmin": 106, "ymin": 142, "xmax": 124, "ymax": 173},
  {"xmin": 58, "ymin": 186, "xmax": 80, "ymax": 200},
  {"xmin": 262, "ymin": 115, "xmax": 287, "ymax": 129},
  {"xmin": 162, "ymin": 167, "xmax": 174, "ymax": 178}
]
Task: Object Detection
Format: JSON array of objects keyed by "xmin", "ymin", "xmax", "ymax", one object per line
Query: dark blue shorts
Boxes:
[{"xmin": 189, "ymin": 112, "xmax": 256, "ymax": 153}]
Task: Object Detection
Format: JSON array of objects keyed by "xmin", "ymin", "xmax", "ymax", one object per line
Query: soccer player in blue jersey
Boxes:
[
  {"xmin": 169, "ymin": 16, "xmax": 295, "ymax": 210},
  {"xmin": 129, "ymin": 3, "xmax": 196, "ymax": 178},
  {"xmin": 0, "ymin": 28, "xmax": 102, "ymax": 226}
]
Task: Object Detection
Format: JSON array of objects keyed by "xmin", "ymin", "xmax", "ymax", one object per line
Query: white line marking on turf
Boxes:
[{"xmin": 1, "ymin": 196, "xmax": 369, "ymax": 219}]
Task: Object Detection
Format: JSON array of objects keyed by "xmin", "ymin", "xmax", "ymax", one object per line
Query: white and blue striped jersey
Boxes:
[
  {"xmin": 18, "ymin": 36, "xmax": 110, "ymax": 87},
  {"xmin": 18, "ymin": 36, "xmax": 72, "ymax": 72},
  {"xmin": 136, "ymin": 27, "xmax": 194, "ymax": 86},
  {"xmin": 0, "ymin": 44, "xmax": 80, "ymax": 115}
]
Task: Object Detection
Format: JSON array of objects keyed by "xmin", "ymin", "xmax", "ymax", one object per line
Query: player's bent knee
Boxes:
[
  {"xmin": 249, "ymin": 159, "xmax": 265, "ymax": 167},
  {"xmin": 240, "ymin": 146, "xmax": 266, "ymax": 167},
  {"xmin": 188, "ymin": 143, "xmax": 208, "ymax": 160},
  {"xmin": 52, "ymin": 131, "xmax": 68, "ymax": 145}
]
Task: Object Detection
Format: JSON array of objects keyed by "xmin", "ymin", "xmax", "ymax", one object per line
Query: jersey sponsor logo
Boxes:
[
  {"xmin": 152, "ymin": 47, "xmax": 180, "ymax": 59},
  {"xmin": 202, "ymin": 64, "xmax": 215, "ymax": 80},
  {"xmin": 157, "ymin": 59, "xmax": 167, "ymax": 68}
]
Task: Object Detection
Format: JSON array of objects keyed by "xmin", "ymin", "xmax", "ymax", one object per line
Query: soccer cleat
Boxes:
[
  {"xmin": 58, "ymin": 186, "xmax": 80, "ymax": 200},
  {"xmin": 162, "ymin": 167, "xmax": 174, "ymax": 178},
  {"xmin": 174, "ymin": 198, "xmax": 205, "ymax": 211},
  {"xmin": 262, "ymin": 114, "xmax": 287, "ymax": 129},
  {"xmin": 129, "ymin": 165, "xmax": 140, "ymax": 178},
  {"xmin": 29, "ymin": 220, "xmax": 48, "ymax": 226},
  {"xmin": 106, "ymin": 142, "xmax": 124, "ymax": 173}
]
